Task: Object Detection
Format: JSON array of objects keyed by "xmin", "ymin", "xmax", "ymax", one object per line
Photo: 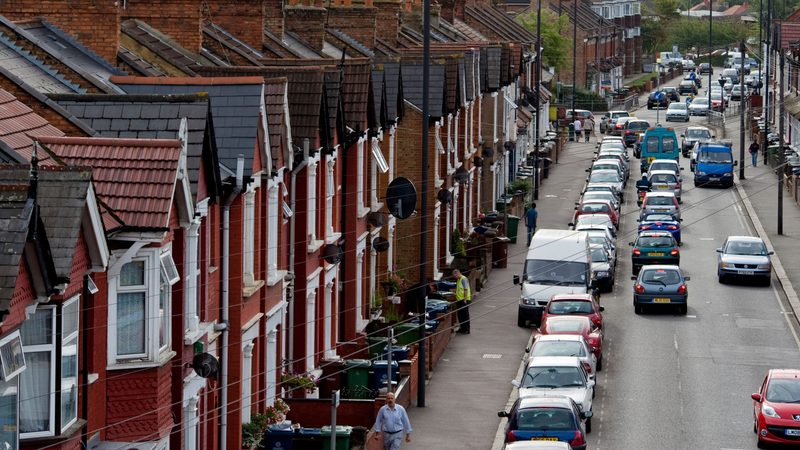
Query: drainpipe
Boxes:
[
  {"xmin": 220, "ymin": 156, "xmax": 245, "ymax": 450},
  {"xmin": 287, "ymin": 139, "xmax": 310, "ymax": 370}
]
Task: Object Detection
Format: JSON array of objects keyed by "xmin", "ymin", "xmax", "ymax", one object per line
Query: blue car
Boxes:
[
  {"xmin": 631, "ymin": 265, "xmax": 690, "ymax": 315},
  {"xmin": 638, "ymin": 213, "xmax": 683, "ymax": 244},
  {"xmin": 499, "ymin": 396, "xmax": 590, "ymax": 449}
]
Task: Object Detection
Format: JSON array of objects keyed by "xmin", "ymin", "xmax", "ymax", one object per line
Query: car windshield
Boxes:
[
  {"xmin": 725, "ymin": 240, "xmax": 768, "ymax": 255},
  {"xmin": 524, "ymin": 260, "xmax": 588, "ymax": 285},
  {"xmin": 766, "ymin": 379, "xmax": 800, "ymax": 403},
  {"xmin": 612, "ymin": 112, "xmax": 629, "ymax": 118},
  {"xmin": 522, "ymin": 367, "xmax": 585, "ymax": 389},
  {"xmin": 686, "ymin": 129, "xmax": 711, "ymax": 139},
  {"xmin": 589, "ymin": 172, "xmax": 620, "ymax": 183},
  {"xmin": 650, "ymin": 173, "xmax": 677, "ymax": 183},
  {"xmin": 549, "ymin": 300, "xmax": 594, "ymax": 314},
  {"xmin": 590, "ymin": 248, "xmax": 608, "ymax": 263},
  {"xmin": 531, "ymin": 341, "xmax": 586, "ymax": 358},
  {"xmin": 580, "ymin": 204, "xmax": 610, "ymax": 214},
  {"xmin": 516, "ymin": 407, "xmax": 575, "ymax": 430},
  {"xmin": 693, "ymin": 98, "xmax": 709, "ymax": 105},
  {"xmin": 637, "ymin": 236, "xmax": 675, "ymax": 248},
  {"xmin": 650, "ymin": 163, "xmax": 676, "ymax": 172},
  {"xmin": 547, "ymin": 318, "xmax": 588, "ymax": 332},
  {"xmin": 629, "ymin": 122, "xmax": 649, "ymax": 130},
  {"xmin": 641, "ymin": 268, "xmax": 681, "ymax": 284},
  {"xmin": 588, "ymin": 236, "xmax": 610, "ymax": 248},
  {"xmin": 668, "ymin": 104, "xmax": 686, "ymax": 110},
  {"xmin": 583, "ymin": 193, "xmax": 614, "ymax": 203},
  {"xmin": 698, "ymin": 151, "xmax": 732, "ymax": 163},
  {"xmin": 645, "ymin": 196, "xmax": 675, "ymax": 206},
  {"xmin": 642, "ymin": 214, "xmax": 676, "ymax": 222}
]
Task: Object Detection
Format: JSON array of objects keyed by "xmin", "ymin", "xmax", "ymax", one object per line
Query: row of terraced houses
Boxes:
[{"xmin": 0, "ymin": 0, "xmax": 638, "ymax": 449}]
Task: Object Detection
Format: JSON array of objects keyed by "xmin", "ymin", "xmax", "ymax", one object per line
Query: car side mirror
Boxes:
[
  {"xmin": 524, "ymin": 346, "xmax": 530, "ymax": 353},
  {"xmin": 568, "ymin": 222, "xmax": 575, "ymax": 227},
  {"xmin": 680, "ymin": 167, "xmax": 684, "ymax": 170},
  {"xmin": 585, "ymin": 169, "xmax": 590, "ymax": 172},
  {"xmin": 513, "ymin": 274, "xmax": 520, "ymax": 285},
  {"xmin": 631, "ymin": 276, "xmax": 637, "ymax": 280},
  {"xmin": 712, "ymin": 135, "xmax": 716, "ymax": 138},
  {"xmin": 751, "ymin": 393, "xmax": 763, "ymax": 402},
  {"xmin": 511, "ymin": 379, "xmax": 521, "ymax": 388},
  {"xmin": 684, "ymin": 276, "xmax": 691, "ymax": 281},
  {"xmin": 769, "ymin": 251, "xmax": 775, "ymax": 255},
  {"xmin": 734, "ymin": 160, "xmax": 738, "ymax": 166},
  {"xmin": 716, "ymin": 248, "xmax": 722, "ymax": 253},
  {"xmin": 628, "ymin": 242, "xmax": 634, "ymax": 246},
  {"xmin": 581, "ymin": 410, "xmax": 594, "ymax": 419},
  {"xmin": 599, "ymin": 306, "xmax": 605, "ymax": 312},
  {"xmin": 588, "ymin": 379, "xmax": 596, "ymax": 389},
  {"xmin": 497, "ymin": 411, "xmax": 509, "ymax": 418}
]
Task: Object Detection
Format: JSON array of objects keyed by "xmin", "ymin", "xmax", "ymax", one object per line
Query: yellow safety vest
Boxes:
[{"xmin": 455, "ymin": 275, "xmax": 471, "ymax": 302}]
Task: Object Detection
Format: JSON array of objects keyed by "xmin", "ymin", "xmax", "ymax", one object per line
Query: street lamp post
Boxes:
[
  {"xmin": 572, "ymin": 0, "xmax": 577, "ymax": 119},
  {"xmin": 708, "ymin": 0, "xmax": 712, "ymax": 102},
  {"xmin": 534, "ymin": 0, "xmax": 542, "ymax": 200},
  {"xmin": 763, "ymin": 0, "xmax": 772, "ymax": 165}
]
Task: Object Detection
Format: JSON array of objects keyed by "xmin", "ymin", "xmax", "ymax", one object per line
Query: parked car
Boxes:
[
  {"xmin": 572, "ymin": 214, "xmax": 616, "ymax": 238},
  {"xmin": 648, "ymin": 169, "xmax": 682, "ymax": 202},
  {"xmin": 677, "ymin": 79, "xmax": 698, "ymax": 96},
  {"xmin": 529, "ymin": 335, "xmax": 599, "ymax": 379},
  {"xmin": 730, "ymin": 84, "xmax": 746, "ymax": 101},
  {"xmin": 539, "ymin": 315, "xmax": 603, "ymax": 365},
  {"xmin": 629, "ymin": 230, "xmax": 680, "ymax": 274},
  {"xmin": 573, "ymin": 200, "xmax": 618, "ymax": 228},
  {"xmin": 612, "ymin": 116, "xmax": 636, "ymax": 136},
  {"xmin": 688, "ymin": 97, "xmax": 710, "ymax": 116},
  {"xmin": 632, "ymin": 265, "xmax": 690, "ymax": 314},
  {"xmin": 647, "ymin": 90, "xmax": 670, "ymax": 109},
  {"xmin": 717, "ymin": 236, "xmax": 773, "ymax": 285},
  {"xmin": 580, "ymin": 190, "xmax": 620, "ymax": 212},
  {"xmin": 684, "ymin": 73, "xmax": 702, "ymax": 88},
  {"xmin": 589, "ymin": 244, "xmax": 615, "ymax": 292},
  {"xmin": 648, "ymin": 159, "xmax": 683, "ymax": 181},
  {"xmin": 586, "ymin": 170, "xmax": 624, "ymax": 196},
  {"xmin": 638, "ymin": 213, "xmax": 683, "ymax": 244},
  {"xmin": 665, "ymin": 102, "xmax": 689, "ymax": 122},
  {"xmin": 624, "ymin": 120, "xmax": 651, "ymax": 147},
  {"xmin": 566, "ymin": 109, "xmax": 595, "ymax": 122},
  {"xmin": 498, "ymin": 396, "xmax": 590, "ymax": 449},
  {"xmin": 751, "ymin": 369, "xmax": 800, "ymax": 448},
  {"xmin": 504, "ymin": 441, "xmax": 573, "ymax": 450},
  {"xmin": 587, "ymin": 160, "xmax": 625, "ymax": 184},
  {"xmin": 642, "ymin": 189, "xmax": 679, "ymax": 214},
  {"xmin": 599, "ymin": 110, "xmax": 630, "ymax": 133},
  {"xmin": 681, "ymin": 59, "xmax": 696, "ymax": 71},
  {"xmin": 710, "ymin": 91, "xmax": 726, "ymax": 111},
  {"xmin": 682, "ymin": 126, "xmax": 713, "ymax": 156},
  {"xmin": 698, "ymin": 62, "xmax": 713, "ymax": 74},
  {"xmin": 663, "ymin": 86, "xmax": 680, "ymax": 102},
  {"xmin": 542, "ymin": 293, "xmax": 605, "ymax": 330},
  {"xmin": 584, "ymin": 228, "xmax": 616, "ymax": 262}
]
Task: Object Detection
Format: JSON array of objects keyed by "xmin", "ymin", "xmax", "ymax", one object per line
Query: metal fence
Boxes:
[
  {"xmin": 609, "ymin": 94, "xmax": 640, "ymax": 111},
  {"xmin": 707, "ymin": 110, "xmax": 725, "ymax": 128}
]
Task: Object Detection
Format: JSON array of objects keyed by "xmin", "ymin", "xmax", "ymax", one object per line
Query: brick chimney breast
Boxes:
[
  {"xmin": 326, "ymin": 5, "xmax": 378, "ymax": 49},
  {"xmin": 285, "ymin": 5, "xmax": 327, "ymax": 53},
  {"xmin": 265, "ymin": 0, "xmax": 285, "ymax": 36},
  {"xmin": 204, "ymin": 0, "xmax": 265, "ymax": 51},
  {"xmin": 122, "ymin": 0, "xmax": 203, "ymax": 53},
  {"xmin": 373, "ymin": 0, "xmax": 402, "ymax": 47}
]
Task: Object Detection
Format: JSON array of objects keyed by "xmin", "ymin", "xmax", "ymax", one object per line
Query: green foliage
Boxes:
[
  {"xmin": 642, "ymin": 17, "xmax": 755, "ymax": 56},
  {"xmin": 451, "ymin": 229, "xmax": 466, "ymax": 257},
  {"xmin": 648, "ymin": 0, "xmax": 681, "ymax": 18},
  {"xmin": 507, "ymin": 178, "xmax": 531, "ymax": 195},
  {"xmin": 516, "ymin": 10, "xmax": 571, "ymax": 71}
]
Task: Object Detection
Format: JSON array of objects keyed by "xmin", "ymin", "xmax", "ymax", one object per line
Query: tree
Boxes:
[
  {"xmin": 651, "ymin": 0, "xmax": 681, "ymax": 18},
  {"xmin": 517, "ymin": 10, "xmax": 571, "ymax": 72}
]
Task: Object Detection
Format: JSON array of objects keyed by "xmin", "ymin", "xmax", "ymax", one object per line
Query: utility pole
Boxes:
[
  {"xmin": 739, "ymin": 40, "xmax": 746, "ymax": 180},
  {"xmin": 708, "ymin": 0, "xmax": 712, "ymax": 102},
  {"xmin": 763, "ymin": 0, "xmax": 772, "ymax": 165},
  {"xmin": 417, "ymin": 0, "xmax": 430, "ymax": 408},
  {"xmin": 778, "ymin": 25, "xmax": 784, "ymax": 235},
  {"xmin": 534, "ymin": 0, "xmax": 542, "ymax": 200},
  {"xmin": 572, "ymin": 0, "xmax": 577, "ymax": 119}
]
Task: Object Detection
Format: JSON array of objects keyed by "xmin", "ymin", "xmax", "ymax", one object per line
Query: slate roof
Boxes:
[
  {"xmin": 326, "ymin": 29, "xmax": 375, "ymax": 58},
  {"xmin": 0, "ymin": 165, "xmax": 91, "ymax": 280},
  {"xmin": 120, "ymin": 19, "xmax": 220, "ymax": 76},
  {"xmin": 39, "ymin": 136, "xmax": 182, "ymax": 232},
  {"xmin": 0, "ymin": 181, "xmax": 34, "ymax": 307},
  {"xmin": 452, "ymin": 18, "xmax": 489, "ymax": 42},
  {"xmin": 262, "ymin": 29, "xmax": 305, "ymax": 59},
  {"xmin": 49, "ymin": 93, "xmax": 218, "ymax": 199},
  {"xmin": 323, "ymin": 68, "xmax": 341, "ymax": 147},
  {"xmin": 0, "ymin": 87, "xmax": 65, "ymax": 164},
  {"xmin": 283, "ymin": 32, "xmax": 326, "ymax": 59},
  {"xmin": 485, "ymin": 46, "xmax": 503, "ymax": 91},
  {"xmin": 118, "ymin": 45, "xmax": 167, "ymax": 77},
  {"xmin": 342, "ymin": 60, "xmax": 372, "ymax": 129},
  {"xmin": 264, "ymin": 78, "xmax": 289, "ymax": 172},
  {"xmin": 401, "ymin": 58, "xmax": 446, "ymax": 117},
  {"xmin": 193, "ymin": 65, "xmax": 326, "ymax": 151},
  {"xmin": 464, "ymin": 5, "xmax": 536, "ymax": 44},
  {"xmin": 202, "ymin": 22, "xmax": 265, "ymax": 67},
  {"xmin": 370, "ymin": 66, "xmax": 387, "ymax": 128},
  {"xmin": 8, "ymin": 17, "xmax": 127, "ymax": 94},
  {"xmin": 111, "ymin": 75, "xmax": 266, "ymax": 176},
  {"xmin": 0, "ymin": 31, "xmax": 84, "ymax": 94}
]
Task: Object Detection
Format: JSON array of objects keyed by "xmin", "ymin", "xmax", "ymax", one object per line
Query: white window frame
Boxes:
[
  {"xmin": 307, "ymin": 154, "xmax": 320, "ymax": 250},
  {"xmin": 108, "ymin": 246, "xmax": 177, "ymax": 367},
  {"xmin": 432, "ymin": 211, "xmax": 440, "ymax": 276},
  {"xmin": 447, "ymin": 114, "xmax": 454, "ymax": 173},
  {"xmin": 357, "ymin": 137, "xmax": 368, "ymax": 217},
  {"xmin": 243, "ymin": 188, "xmax": 256, "ymax": 286},
  {"xmin": 0, "ymin": 378, "xmax": 18, "ymax": 450},
  {"xmin": 59, "ymin": 297, "xmax": 79, "ymax": 433},
  {"xmin": 184, "ymin": 220, "xmax": 201, "ymax": 340},
  {"xmin": 355, "ymin": 240, "xmax": 367, "ymax": 331},
  {"xmin": 435, "ymin": 121, "xmax": 444, "ymax": 187},
  {"xmin": 267, "ymin": 181, "xmax": 280, "ymax": 286},
  {"xmin": 19, "ymin": 305, "xmax": 56, "ymax": 439}
]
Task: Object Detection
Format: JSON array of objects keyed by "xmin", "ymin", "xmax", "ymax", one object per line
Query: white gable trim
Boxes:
[{"xmin": 82, "ymin": 183, "xmax": 110, "ymax": 272}]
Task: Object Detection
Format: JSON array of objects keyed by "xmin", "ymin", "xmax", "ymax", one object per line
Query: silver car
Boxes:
[
  {"xmin": 716, "ymin": 236, "xmax": 773, "ymax": 285},
  {"xmin": 586, "ymin": 169, "xmax": 623, "ymax": 196},
  {"xmin": 640, "ymin": 191, "xmax": 681, "ymax": 220},
  {"xmin": 688, "ymin": 97, "xmax": 709, "ymax": 116},
  {"xmin": 648, "ymin": 169, "xmax": 682, "ymax": 202},
  {"xmin": 513, "ymin": 356, "xmax": 595, "ymax": 420},
  {"xmin": 528, "ymin": 335, "xmax": 598, "ymax": 382},
  {"xmin": 665, "ymin": 102, "xmax": 689, "ymax": 122},
  {"xmin": 580, "ymin": 190, "xmax": 620, "ymax": 212},
  {"xmin": 571, "ymin": 214, "xmax": 616, "ymax": 237},
  {"xmin": 600, "ymin": 110, "xmax": 630, "ymax": 133},
  {"xmin": 647, "ymin": 159, "xmax": 683, "ymax": 181}
]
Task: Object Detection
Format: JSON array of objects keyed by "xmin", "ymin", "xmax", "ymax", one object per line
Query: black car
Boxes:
[
  {"xmin": 677, "ymin": 80, "xmax": 698, "ymax": 95},
  {"xmin": 698, "ymin": 63, "xmax": 713, "ymax": 75},
  {"xmin": 681, "ymin": 126, "xmax": 713, "ymax": 157},
  {"xmin": 647, "ymin": 91, "xmax": 670, "ymax": 109},
  {"xmin": 663, "ymin": 87, "xmax": 680, "ymax": 102},
  {"xmin": 624, "ymin": 120, "xmax": 651, "ymax": 147}
]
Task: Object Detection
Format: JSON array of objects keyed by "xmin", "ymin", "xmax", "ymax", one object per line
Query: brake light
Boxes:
[
  {"xmin": 640, "ymin": 225, "xmax": 651, "ymax": 230},
  {"xmin": 633, "ymin": 248, "xmax": 641, "ymax": 256},
  {"xmin": 635, "ymin": 284, "xmax": 645, "ymax": 294},
  {"xmin": 591, "ymin": 316, "xmax": 602, "ymax": 327},
  {"xmin": 677, "ymin": 284, "xmax": 687, "ymax": 294},
  {"xmin": 507, "ymin": 430, "xmax": 516, "ymax": 442},
  {"xmin": 587, "ymin": 336, "xmax": 600, "ymax": 348},
  {"xmin": 581, "ymin": 360, "xmax": 593, "ymax": 374},
  {"xmin": 572, "ymin": 430, "xmax": 586, "ymax": 447},
  {"xmin": 616, "ymin": 123, "xmax": 623, "ymax": 129},
  {"xmin": 667, "ymin": 225, "xmax": 678, "ymax": 230},
  {"xmin": 670, "ymin": 249, "xmax": 679, "ymax": 256}
]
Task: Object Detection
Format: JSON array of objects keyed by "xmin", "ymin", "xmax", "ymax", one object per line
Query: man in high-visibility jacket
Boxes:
[{"xmin": 452, "ymin": 269, "xmax": 471, "ymax": 334}]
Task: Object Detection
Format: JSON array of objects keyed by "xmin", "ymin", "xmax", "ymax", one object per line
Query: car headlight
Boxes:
[
  {"xmin": 521, "ymin": 297, "xmax": 535, "ymax": 305},
  {"xmin": 762, "ymin": 404, "xmax": 780, "ymax": 418},
  {"xmin": 757, "ymin": 264, "xmax": 771, "ymax": 270},
  {"xmin": 696, "ymin": 171, "xmax": 706, "ymax": 176},
  {"xmin": 594, "ymin": 271, "xmax": 609, "ymax": 277},
  {"xmin": 720, "ymin": 262, "xmax": 734, "ymax": 268},
  {"xmin": 723, "ymin": 172, "xmax": 733, "ymax": 177}
]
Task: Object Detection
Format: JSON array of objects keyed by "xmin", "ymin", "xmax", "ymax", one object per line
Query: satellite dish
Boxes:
[
  {"xmin": 323, "ymin": 244, "xmax": 343, "ymax": 264},
  {"xmin": 385, "ymin": 177, "xmax": 417, "ymax": 219},
  {"xmin": 372, "ymin": 236, "xmax": 389, "ymax": 252},
  {"xmin": 367, "ymin": 211, "xmax": 386, "ymax": 228},
  {"xmin": 454, "ymin": 167, "xmax": 468, "ymax": 184},
  {"xmin": 437, "ymin": 189, "xmax": 452, "ymax": 204},
  {"xmin": 191, "ymin": 353, "xmax": 220, "ymax": 378}
]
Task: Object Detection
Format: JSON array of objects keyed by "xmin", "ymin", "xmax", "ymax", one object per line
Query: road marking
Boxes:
[
  {"xmin": 686, "ymin": 315, "xmax": 697, "ymax": 319},
  {"xmin": 698, "ymin": 237, "xmax": 715, "ymax": 241},
  {"xmin": 482, "ymin": 353, "xmax": 502, "ymax": 359},
  {"xmin": 545, "ymin": 194, "xmax": 558, "ymax": 198}
]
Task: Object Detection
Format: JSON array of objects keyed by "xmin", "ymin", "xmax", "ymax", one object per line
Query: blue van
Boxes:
[
  {"xmin": 692, "ymin": 141, "xmax": 737, "ymax": 187},
  {"xmin": 640, "ymin": 126, "xmax": 679, "ymax": 173}
]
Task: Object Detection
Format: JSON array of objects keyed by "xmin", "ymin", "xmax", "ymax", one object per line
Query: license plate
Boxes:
[
  {"xmin": 655, "ymin": 209, "xmax": 670, "ymax": 213},
  {"xmin": 654, "ymin": 298, "xmax": 671, "ymax": 303},
  {"xmin": 709, "ymin": 177, "xmax": 719, "ymax": 181},
  {"xmin": 786, "ymin": 429, "xmax": 800, "ymax": 436},
  {"xmin": 738, "ymin": 270, "xmax": 754, "ymax": 275},
  {"xmin": 532, "ymin": 437, "xmax": 559, "ymax": 441},
  {"xmin": 649, "ymin": 252, "xmax": 665, "ymax": 256}
]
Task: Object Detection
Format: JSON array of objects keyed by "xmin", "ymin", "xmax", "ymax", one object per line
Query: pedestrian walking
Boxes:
[
  {"xmin": 452, "ymin": 268, "xmax": 471, "ymax": 334},
  {"xmin": 584, "ymin": 117, "xmax": 594, "ymax": 143},
  {"xmin": 525, "ymin": 203, "xmax": 538, "ymax": 246},
  {"xmin": 749, "ymin": 141, "xmax": 760, "ymax": 167},
  {"xmin": 372, "ymin": 392, "xmax": 412, "ymax": 450},
  {"xmin": 573, "ymin": 117, "xmax": 583, "ymax": 142}
]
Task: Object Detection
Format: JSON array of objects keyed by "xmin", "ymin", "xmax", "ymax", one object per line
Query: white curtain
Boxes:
[
  {"xmin": 19, "ymin": 352, "xmax": 49, "ymax": 433},
  {"xmin": 118, "ymin": 292, "xmax": 145, "ymax": 355}
]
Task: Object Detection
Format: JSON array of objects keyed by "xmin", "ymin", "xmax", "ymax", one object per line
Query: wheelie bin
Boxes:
[{"xmin": 321, "ymin": 426, "xmax": 352, "ymax": 450}]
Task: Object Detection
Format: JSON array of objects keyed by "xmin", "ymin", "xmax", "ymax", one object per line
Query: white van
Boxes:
[{"xmin": 513, "ymin": 229, "xmax": 595, "ymax": 327}]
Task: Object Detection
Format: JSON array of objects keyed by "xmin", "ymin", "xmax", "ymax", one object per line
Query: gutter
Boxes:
[
  {"xmin": 287, "ymin": 139, "xmax": 310, "ymax": 370},
  {"xmin": 219, "ymin": 156, "xmax": 244, "ymax": 450}
]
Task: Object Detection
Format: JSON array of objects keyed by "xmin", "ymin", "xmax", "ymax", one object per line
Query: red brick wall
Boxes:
[
  {"xmin": 326, "ymin": 6, "xmax": 378, "ymax": 49},
  {"xmin": 285, "ymin": 5, "xmax": 327, "ymax": 53},
  {"xmin": 122, "ymin": 0, "xmax": 202, "ymax": 53},
  {"xmin": 265, "ymin": 0, "xmax": 285, "ymax": 35},
  {"xmin": 85, "ymin": 271, "xmax": 108, "ymax": 442},
  {"xmin": 374, "ymin": 0, "xmax": 402, "ymax": 47},
  {"xmin": 0, "ymin": 261, "xmax": 33, "ymax": 336},
  {"xmin": 106, "ymin": 364, "xmax": 174, "ymax": 441},
  {"xmin": 0, "ymin": 0, "xmax": 120, "ymax": 64},
  {"xmin": 205, "ymin": 0, "xmax": 264, "ymax": 50}
]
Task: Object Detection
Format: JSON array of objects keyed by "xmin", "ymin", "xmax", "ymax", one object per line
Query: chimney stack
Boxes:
[
  {"xmin": 285, "ymin": 4, "xmax": 327, "ymax": 53},
  {"xmin": 205, "ymin": 0, "xmax": 265, "ymax": 51},
  {"xmin": 265, "ymin": 0, "xmax": 285, "ymax": 36},
  {"xmin": 122, "ymin": 0, "xmax": 203, "ymax": 52},
  {"xmin": 373, "ymin": 0, "xmax": 403, "ymax": 47},
  {"xmin": 326, "ymin": 3, "xmax": 378, "ymax": 49}
]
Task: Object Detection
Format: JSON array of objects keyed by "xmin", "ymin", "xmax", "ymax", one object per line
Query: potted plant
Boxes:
[
  {"xmin": 242, "ymin": 413, "xmax": 268, "ymax": 449},
  {"xmin": 282, "ymin": 372, "xmax": 317, "ymax": 395}
]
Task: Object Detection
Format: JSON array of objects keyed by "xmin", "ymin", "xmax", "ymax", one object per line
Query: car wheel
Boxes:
[
  {"xmin": 757, "ymin": 438, "xmax": 767, "ymax": 449},
  {"xmin": 597, "ymin": 356, "xmax": 603, "ymax": 371},
  {"xmin": 634, "ymin": 303, "xmax": 642, "ymax": 314},
  {"xmin": 679, "ymin": 304, "xmax": 688, "ymax": 315},
  {"xmin": 754, "ymin": 418, "xmax": 758, "ymax": 434},
  {"xmin": 718, "ymin": 273, "xmax": 726, "ymax": 284},
  {"xmin": 764, "ymin": 276, "xmax": 772, "ymax": 287},
  {"xmin": 517, "ymin": 314, "xmax": 527, "ymax": 328}
]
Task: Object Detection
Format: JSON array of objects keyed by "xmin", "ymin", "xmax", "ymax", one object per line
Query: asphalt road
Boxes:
[{"xmin": 586, "ymin": 90, "xmax": 800, "ymax": 449}]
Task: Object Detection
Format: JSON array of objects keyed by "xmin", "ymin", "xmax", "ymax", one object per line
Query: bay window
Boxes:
[{"xmin": 0, "ymin": 379, "xmax": 17, "ymax": 449}]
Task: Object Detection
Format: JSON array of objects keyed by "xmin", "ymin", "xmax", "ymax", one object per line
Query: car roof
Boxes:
[
  {"xmin": 518, "ymin": 396, "xmax": 575, "ymax": 409},
  {"xmin": 726, "ymin": 235, "xmax": 765, "ymax": 243},
  {"xmin": 580, "ymin": 199, "xmax": 614, "ymax": 206},
  {"xmin": 639, "ymin": 264, "xmax": 682, "ymax": 272},
  {"xmin": 638, "ymin": 230, "xmax": 674, "ymax": 238},
  {"xmin": 629, "ymin": 119, "xmax": 650, "ymax": 124},
  {"xmin": 686, "ymin": 126, "xmax": 710, "ymax": 132},
  {"xmin": 650, "ymin": 159, "xmax": 680, "ymax": 165},
  {"xmin": 768, "ymin": 369, "xmax": 800, "ymax": 380},
  {"xmin": 641, "ymin": 212, "xmax": 678, "ymax": 220},
  {"xmin": 648, "ymin": 169, "xmax": 678, "ymax": 176},
  {"xmin": 526, "ymin": 356, "xmax": 584, "ymax": 368},
  {"xmin": 504, "ymin": 441, "xmax": 572, "ymax": 450},
  {"xmin": 644, "ymin": 191, "xmax": 677, "ymax": 198},
  {"xmin": 590, "ymin": 169, "xmax": 621, "ymax": 174},
  {"xmin": 608, "ymin": 110, "xmax": 628, "ymax": 114},
  {"xmin": 535, "ymin": 334, "xmax": 588, "ymax": 344},
  {"xmin": 550, "ymin": 293, "xmax": 594, "ymax": 301}
]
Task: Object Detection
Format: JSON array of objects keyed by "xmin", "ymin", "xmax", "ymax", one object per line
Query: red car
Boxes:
[
  {"xmin": 539, "ymin": 315, "xmax": 604, "ymax": 370},
  {"xmin": 752, "ymin": 369, "xmax": 800, "ymax": 447},
  {"xmin": 573, "ymin": 200, "xmax": 618, "ymax": 228},
  {"xmin": 541, "ymin": 294, "xmax": 605, "ymax": 330}
]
